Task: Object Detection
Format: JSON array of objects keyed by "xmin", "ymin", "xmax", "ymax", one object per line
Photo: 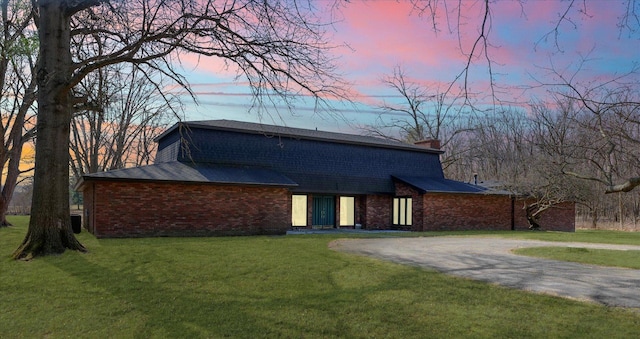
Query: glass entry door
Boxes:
[{"xmin": 312, "ymin": 196, "xmax": 335, "ymax": 228}]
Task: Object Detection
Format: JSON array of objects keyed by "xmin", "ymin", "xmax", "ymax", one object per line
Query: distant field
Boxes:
[
  {"xmin": 576, "ymin": 220, "xmax": 640, "ymax": 232},
  {"xmin": 2, "ymin": 217, "xmax": 640, "ymax": 338}
]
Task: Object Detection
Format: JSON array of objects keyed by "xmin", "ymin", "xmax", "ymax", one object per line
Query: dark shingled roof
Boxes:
[
  {"xmin": 81, "ymin": 161, "xmax": 298, "ymax": 187},
  {"xmin": 155, "ymin": 119, "xmax": 444, "ymax": 154},
  {"xmin": 393, "ymin": 175, "xmax": 489, "ymax": 194}
]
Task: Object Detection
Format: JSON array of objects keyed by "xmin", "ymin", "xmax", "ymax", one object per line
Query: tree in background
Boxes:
[
  {"xmin": 393, "ymin": 1, "xmax": 640, "ymax": 228},
  {"xmin": 13, "ymin": 0, "xmax": 346, "ymax": 259},
  {"xmin": 70, "ymin": 64, "xmax": 177, "ymax": 179},
  {"xmin": 0, "ymin": 0, "xmax": 37, "ymax": 227},
  {"xmin": 366, "ymin": 66, "xmax": 471, "ymax": 170},
  {"xmin": 531, "ymin": 66, "xmax": 640, "ymax": 227}
]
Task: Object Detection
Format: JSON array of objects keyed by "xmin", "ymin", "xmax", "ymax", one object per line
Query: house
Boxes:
[{"xmin": 78, "ymin": 120, "xmax": 575, "ymax": 237}]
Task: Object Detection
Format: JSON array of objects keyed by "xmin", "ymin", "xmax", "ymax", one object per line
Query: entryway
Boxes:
[{"xmin": 312, "ymin": 195, "xmax": 335, "ymax": 228}]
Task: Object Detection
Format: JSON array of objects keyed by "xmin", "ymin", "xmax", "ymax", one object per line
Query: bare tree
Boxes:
[
  {"xmin": 535, "ymin": 64, "xmax": 640, "ymax": 195},
  {"xmin": 512, "ymin": 101, "xmax": 594, "ymax": 229},
  {"xmin": 366, "ymin": 66, "xmax": 471, "ymax": 169},
  {"xmin": 13, "ymin": 0, "xmax": 347, "ymax": 259},
  {"xmin": 0, "ymin": 0, "xmax": 37, "ymax": 227},
  {"xmin": 409, "ymin": 1, "xmax": 640, "ymax": 105},
  {"xmin": 70, "ymin": 64, "xmax": 177, "ymax": 179},
  {"xmin": 404, "ymin": 1, "xmax": 640, "ymax": 229}
]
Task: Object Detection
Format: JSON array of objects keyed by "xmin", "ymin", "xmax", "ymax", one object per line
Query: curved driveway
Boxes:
[{"xmin": 330, "ymin": 237, "xmax": 640, "ymax": 308}]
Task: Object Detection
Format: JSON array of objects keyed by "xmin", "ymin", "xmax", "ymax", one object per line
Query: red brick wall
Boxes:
[
  {"xmin": 422, "ymin": 193, "xmax": 513, "ymax": 231},
  {"xmin": 421, "ymin": 193, "xmax": 575, "ymax": 232},
  {"xmin": 513, "ymin": 199, "xmax": 575, "ymax": 232},
  {"xmin": 84, "ymin": 180, "xmax": 291, "ymax": 238},
  {"xmin": 364, "ymin": 194, "xmax": 391, "ymax": 230}
]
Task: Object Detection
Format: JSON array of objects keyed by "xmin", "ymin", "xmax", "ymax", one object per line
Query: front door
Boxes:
[{"xmin": 312, "ymin": 196, "xmax": 335, "ymax": 228}]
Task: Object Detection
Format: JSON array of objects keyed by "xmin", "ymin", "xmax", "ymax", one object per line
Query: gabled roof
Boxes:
[
  {"xmin": 393, "ymin": 175, "xmax": 491, "ymax": 194},
  {"xmin": 155, "ymin": 119, "xmax": 444, "ymax": 154},
  {"xmin": 80, "ymin": 161, "xmax": 298, "ymax": 187}
]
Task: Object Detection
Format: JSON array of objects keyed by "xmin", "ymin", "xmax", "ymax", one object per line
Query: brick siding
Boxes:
[
  {"xmin": 84, "ymin": 181, "xmax": 290, "ymax": 238},
  {"xmin": 422, "ymin": 193, "xmax": 513, "ymax": 231},
  {"xmin": 513, "ymin": 199, "xmax": 575, "ymax": 231},
  {"xmin": 420, "ymin": 193, "xmax": 575, "ymax": 232},
  {"xmin": 83, "ymin": 181, "xmax": 575, "ymax": 238},
  {"xmin": 363, "ymin": 194, "xmax": 392, "ymax": 229}
]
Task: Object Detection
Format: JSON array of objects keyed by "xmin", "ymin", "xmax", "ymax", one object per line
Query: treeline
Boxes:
[{"xmin": 369, "ymin": 67, "xmax": 640, "ymax": 229}]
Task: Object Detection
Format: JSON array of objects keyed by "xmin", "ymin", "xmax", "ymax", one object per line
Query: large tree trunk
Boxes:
[{"xmin": 13, "ymin": 1, "xmax": 85, "ymax": 259}]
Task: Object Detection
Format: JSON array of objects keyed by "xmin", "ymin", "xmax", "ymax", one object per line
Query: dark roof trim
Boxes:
[
  {"xmin": 78, "ymin": 161, "xmax": 298, "ymax": 189},
  {"xmin": 392, "ymin": 175, "xmax": 494, "ymax": 194},
  {"xmin": 155, "ymin": 120, "xmax": 444, "ymax": 154}
]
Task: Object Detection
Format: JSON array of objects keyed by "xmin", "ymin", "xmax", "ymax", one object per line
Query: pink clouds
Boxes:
[
  {"xmin": 178, "ymin": 52, "xmax": 238, "ymax": 79},
  {"xmin": 175, "ymin": 1, "xmax": 639, "ymax": 134},
  {"xmin": 332, "ymin": 1, "xmax": 638, "ymax": 105},
  {"xmin": 334, "ymin": 2, "xmax": 467, "ymax": 73}
]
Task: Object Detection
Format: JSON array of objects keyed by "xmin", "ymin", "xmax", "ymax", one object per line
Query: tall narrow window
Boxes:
[
  {"xmin": 393, "ymin": 197, "xmax": 412, "ymax": 226},
  {"xmin": 292, "ymin": 195, "xmax": 307, "ymax": 226},
  {"xmin": 339, "ymin": 197, "xmax": 355, "ymax": 226}
]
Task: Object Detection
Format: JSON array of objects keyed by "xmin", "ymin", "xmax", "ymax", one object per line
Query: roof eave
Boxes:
[{"xmin": 81, "ymin": 175, "xmax": 299, "ymax": 188}]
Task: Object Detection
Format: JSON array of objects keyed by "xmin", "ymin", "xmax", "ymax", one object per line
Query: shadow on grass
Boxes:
[
  {"xmin": 47, "ymin": 240, "xmax": 429, "ymax": 337},
  {"xmin": 50, "ymin": 252, "xmax": 276, "ymax": 337}
]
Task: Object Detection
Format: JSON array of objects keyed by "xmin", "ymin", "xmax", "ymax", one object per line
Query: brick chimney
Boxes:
[{"xmin": 414, "ymin": 139, "xmax": 441, "ymax": 150}]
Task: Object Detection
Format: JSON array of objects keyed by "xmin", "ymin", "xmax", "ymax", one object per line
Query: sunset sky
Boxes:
[{"xmin": 176, "ymin": 1, "xmax": 639, "ymax": 134}]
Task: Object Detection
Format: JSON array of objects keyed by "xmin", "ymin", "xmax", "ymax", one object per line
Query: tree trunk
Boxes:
[
  {"xmin": 13, "ymin": 1, "xmax": 85, "ymax": 260},
  {"xmin": 524, "ymin": 203, "xmax": 542, "ymax": 230},
  {"xmin": 0, "ymin": 68, "xmax": 36, "ymax": 227},
  {"xmin": 0, "ymin": 143, "xmax": 23, "ymax": 226},
  {"xmin": 591, "ymin": 208, "xmax": 598, "ymax": 229}
]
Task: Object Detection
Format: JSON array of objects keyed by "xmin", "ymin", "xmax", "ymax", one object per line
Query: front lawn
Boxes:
[{"xmin": 1, "ymin": 217, "xmax": 639, "ymax": 338}]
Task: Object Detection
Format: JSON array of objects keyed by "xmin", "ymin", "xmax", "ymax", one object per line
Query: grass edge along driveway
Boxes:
[{"xmin": 330, "ymin": 236, "xmax": 640, "ymax": 308}]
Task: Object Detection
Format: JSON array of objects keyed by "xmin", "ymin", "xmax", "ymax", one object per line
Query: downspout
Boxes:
[
  {"xmin": 91, "ymin": 182, "xmax": 96, "ymax": 236},
  {"xmin": 510, "ymin": 196, "xmax": 515, "ymax": 231}
]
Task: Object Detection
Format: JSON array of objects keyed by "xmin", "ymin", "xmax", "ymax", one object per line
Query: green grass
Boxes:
[
  {"xmin": 513, "ymin": 246, "xmax": 640, "ymax": 269},
  {"xmin": 2, "ymin": 217, "xmax": 640, "ymax": 338},
  {"xmin": 355, "ymin": 228, "xmax": 640, "ymax": 245},
  {"xmin": 489, "ymin": 229, "xmax": 640, "ymax": 245}
]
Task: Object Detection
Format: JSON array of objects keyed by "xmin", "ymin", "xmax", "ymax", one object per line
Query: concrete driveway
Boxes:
[{"xmin": 330, "ymin": 237, "xmax": 640, "ymax": 308}]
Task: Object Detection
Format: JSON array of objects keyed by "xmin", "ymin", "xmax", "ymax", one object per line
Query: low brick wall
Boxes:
[
  {"xmin": 84, "ymin": 180, "xmax": 291, "ymax": 238},
  {"xmin": 513, "ymin": 200, "xmax": 576, "ymax": 232},
  {"xmin": 422, "ymin": 193, "xmax": 513, "ymax": 231},
  {"xmin": 421, "ymin": 193, "xmax": 575, "ymax": 232}
]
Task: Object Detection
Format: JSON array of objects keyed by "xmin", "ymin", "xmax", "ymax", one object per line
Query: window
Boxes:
[
  {"xmin": 292, "ymin": 195, "xmax": 307, "ymax": 226},
  {"xmin": 339, "ymin": 197, "xmax": 355, "ymax": 226},
  {"xmin": 393, "ymin": 197, "xmax": 412, "ymax": 226}
]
